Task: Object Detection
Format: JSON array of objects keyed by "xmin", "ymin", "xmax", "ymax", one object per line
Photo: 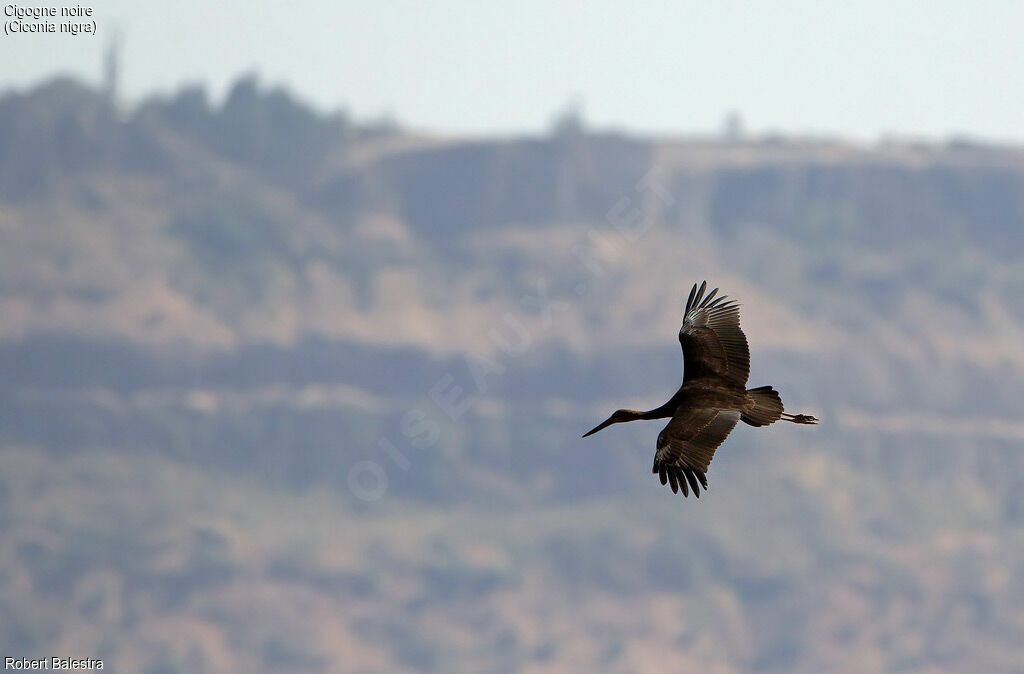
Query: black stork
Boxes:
[{"xmin": 582, "ymin": 281, "xmax": 818, "ymax": 498}]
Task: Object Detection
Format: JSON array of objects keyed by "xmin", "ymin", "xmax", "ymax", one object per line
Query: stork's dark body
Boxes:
[
  {"xmin": 672, "ymin": 383, "xmax": 749, "ymax": 413},
  {"xmin": 582, "ymin": 281, "xmax": 817, "ymax": 499}
]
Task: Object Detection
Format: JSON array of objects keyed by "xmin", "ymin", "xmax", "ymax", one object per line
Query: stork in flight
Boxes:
[{"xmin": 582, "ymin": 281, "xmax": 817, "ymax": 498}]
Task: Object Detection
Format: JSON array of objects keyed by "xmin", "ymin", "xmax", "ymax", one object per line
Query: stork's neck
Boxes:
[{"xmin": 635, "ymin": 399, "xmax": 676, "ymax": 420}]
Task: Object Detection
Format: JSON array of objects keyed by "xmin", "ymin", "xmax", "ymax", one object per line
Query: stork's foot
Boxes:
[{"xmin": 782, "ymin": 413, "xmax": 818, "ymax": 424}]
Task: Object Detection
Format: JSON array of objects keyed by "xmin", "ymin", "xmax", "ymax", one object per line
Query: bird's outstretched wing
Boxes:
[
  {"xmin": 679, "ymin": 281, "xmax": 750, "ymax": 387},
  {"xmin": 652, "ymin": 407, "xmax": 740, "ymax": 498}
]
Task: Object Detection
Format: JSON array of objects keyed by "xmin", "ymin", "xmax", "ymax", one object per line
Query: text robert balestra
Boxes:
[{"xmin": 4, "ymin": 657, "xmax": 103, "ymax": 670}]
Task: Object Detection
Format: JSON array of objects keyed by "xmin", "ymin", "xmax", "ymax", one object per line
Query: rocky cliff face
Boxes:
[{"xmin": 2, "ymin": 78, "xmax": 1024, "ymax": 673}]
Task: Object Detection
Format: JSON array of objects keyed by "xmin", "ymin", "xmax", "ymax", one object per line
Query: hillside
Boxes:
[{"xmin": 1, "ymin": 76, "xmax": 1023, "ymax": 672}]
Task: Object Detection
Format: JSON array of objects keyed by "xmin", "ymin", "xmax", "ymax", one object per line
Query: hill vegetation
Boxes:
[{"xmin": 1, "ymin": 76, "xmax": 1023, "ymax": 672}]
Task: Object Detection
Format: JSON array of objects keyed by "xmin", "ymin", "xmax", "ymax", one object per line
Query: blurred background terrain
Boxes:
[{"xmin": 2, "ymin": 56, "xmax": 1024, "ymax": 672}]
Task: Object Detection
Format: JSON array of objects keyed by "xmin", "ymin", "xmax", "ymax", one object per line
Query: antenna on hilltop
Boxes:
[
  {"xmin": 103, "ymin": 28, "xmax": 122, "ymax": 109},
  {"xmin": 551, "ymin": 95, "xmax": 586, "ymax": 138},
  {"xmin": 721, "ymin": 110, "xmax": 744, "ymax": 141}
]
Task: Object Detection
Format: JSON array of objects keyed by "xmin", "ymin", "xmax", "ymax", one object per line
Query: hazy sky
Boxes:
[{"xmin": 2, "ymin": 0, "xmax": 1023, "ymax": 140}]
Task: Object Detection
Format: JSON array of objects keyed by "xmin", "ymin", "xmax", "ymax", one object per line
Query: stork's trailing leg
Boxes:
[{"xmin": 742, "ymin": 386, "xmax": 818, "ymax": 426}]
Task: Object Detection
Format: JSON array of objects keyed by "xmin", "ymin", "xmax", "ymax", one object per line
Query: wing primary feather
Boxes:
[
  {"xmin": 697, "ymin": 471, "xmax": 709, "ymax": 490},
  {"xmin": 706, "ymin": 296, "xmax": 726, "ymax": 310},
  {"xmin": 702, "ymin": 287, "xmax": 718, "ymax": 306},
  {"xmin": 684, "ymin": 469, "xmax": 701, "ymax": 497},
  {"xmin": 685, "ymin": 283, "xmax": 698, "ymax": 314},
  {"xmin": 693, "ymin": 281, "xmax": 707, "ymax": 309},
  {"xmin": 659, "ymin": 468, "xmax": 667, "ymax": 485},
  {"xmin": 675, "ymin": 467, "xmax": 689, "ymax": 497},
  {"xmin": 667, "ymin": 469, "xmax": 679, "ymax": 493}
]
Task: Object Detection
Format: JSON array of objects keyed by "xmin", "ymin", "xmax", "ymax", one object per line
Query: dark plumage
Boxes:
[{"xmin": 582, "ymin": 281, "xmax": 818, "ymax": 498}]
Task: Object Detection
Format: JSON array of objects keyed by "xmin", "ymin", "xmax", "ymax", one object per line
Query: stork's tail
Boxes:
[{"xmin": 742, "ymin": 386, "xmax": 818, "ymax": 427}]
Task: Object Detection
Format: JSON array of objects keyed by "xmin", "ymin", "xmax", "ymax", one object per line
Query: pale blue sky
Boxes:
[{"xmin": 1, "ymin": 0, "xmax": 1022, "ymax": 140}]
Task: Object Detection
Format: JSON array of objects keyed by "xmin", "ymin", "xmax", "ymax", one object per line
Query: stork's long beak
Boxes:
[{"xmin": 582, "ymin": 416, "xmax": 615, "ymax": 438}]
